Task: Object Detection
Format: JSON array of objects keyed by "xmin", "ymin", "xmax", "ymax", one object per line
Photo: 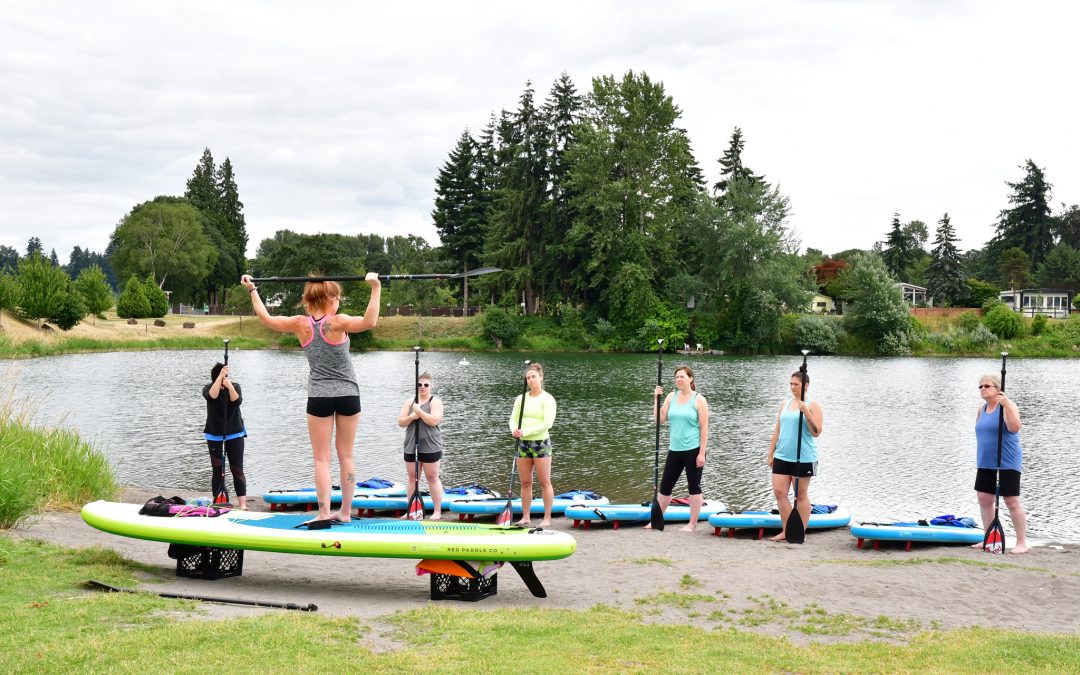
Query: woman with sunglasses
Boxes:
[
  {"xmin": 974, "ymin": 374, "xmax": 1029, "ymax": 553},
  {"xmin": 241, "ymin": 271, "xmax": 381, "ymax": 525},
  {"xmin": 397, "ymin": 371, "xmax": 445, "ymax": 518}
]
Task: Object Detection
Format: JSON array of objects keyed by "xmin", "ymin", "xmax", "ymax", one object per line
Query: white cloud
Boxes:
[{"xmin": 1, "ymin": 0, "xmax": 1077, "ymax": 265}]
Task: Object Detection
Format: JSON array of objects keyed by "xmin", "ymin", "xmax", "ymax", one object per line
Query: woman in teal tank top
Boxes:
[
  {"xmin": 766, "ymin": 369, "xmax": 824, "ymax": 542},
  {"xmin": 650, "ymin": 365, "xmax": 709, "ymax": 532}
]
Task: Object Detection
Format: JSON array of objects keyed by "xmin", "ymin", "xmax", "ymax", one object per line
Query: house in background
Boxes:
[
  {"xmin": 896, "ymin": 282, "xmax": 928, "ymax": 307},
  {"xmin": 808, "ymin": 294, "xmax": 835, "ymax": 314},
  {"xmin": 999, "ymin": 288, "xmax": 1074, "ymax": 318}
]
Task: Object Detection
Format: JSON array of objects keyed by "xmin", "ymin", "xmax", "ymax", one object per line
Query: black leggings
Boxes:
[
  {"xmin": 208, "ymin": 437, "xmax": 246, "ymax": 498},
  {"xmin": 660, "ymin": 448, "xmax": 703, "ymax": 496}
]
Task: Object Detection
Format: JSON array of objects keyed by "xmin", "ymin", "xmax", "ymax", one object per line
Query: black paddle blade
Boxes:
[
  {"xmin": 650, "ymin": 496, "xmax": 665, "ymax": 531},
  {"xmin": 405, "ymin": 491, "xmax": 424, "ymax": 521},
  {"xmin": 495, "ymin": 499, "xmax": 513, "ymax": 526},
  {"xmin": 983, "ymin": 517, "xmax": 1005, "ymax": 554},
  {"xmin": 785, "ymin": 501, "xmax": 806, "ymax": 545}
]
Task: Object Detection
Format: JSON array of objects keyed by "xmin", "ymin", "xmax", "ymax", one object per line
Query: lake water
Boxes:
[{"xmin": 4, "ymin": 350, "xmax": 1074, "ymax": 543}]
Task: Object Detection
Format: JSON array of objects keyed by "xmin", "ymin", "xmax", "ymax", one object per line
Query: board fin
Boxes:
[{"xmin": 510, "ymin": 561, "xmax": 546, "ymax": 598}]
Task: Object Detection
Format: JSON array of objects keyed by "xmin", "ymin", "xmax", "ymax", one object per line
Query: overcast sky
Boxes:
[{"xmin": 2, "ymin": 1, "xmax": 1077, "ymax": 266}]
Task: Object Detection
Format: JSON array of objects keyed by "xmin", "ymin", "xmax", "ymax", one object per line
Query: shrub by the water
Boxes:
[
  {"xmin": 982, "ymin": 303, "xmax": 1025, "ymax": 339},
  {"xmin": 482, "ymin": 307, "xmax": 521, "ymax": 349},
  {"xmin": 957, "ymin": 311, "xmax": 981, "ymax": 332},
  {"xmin": 794, "ymin": 315, "xmax": 846, "ymax": 354},
  {"xmin": 1031, "ymin": 313, "xmax": 1048, "ymax": 336}
]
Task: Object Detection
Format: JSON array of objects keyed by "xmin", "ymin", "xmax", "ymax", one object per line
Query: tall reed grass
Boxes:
[{"xmin": 0, "ymin": 383, "xmax": 117, "ymax": 528}]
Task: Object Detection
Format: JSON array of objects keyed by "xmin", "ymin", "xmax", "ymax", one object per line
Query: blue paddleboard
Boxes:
[
  {"xmin": 708, "ymin": 506, "xmax": 851, "ymax": 537},
  {"xmin": 351, "ymin": 485, "xmax": 499, "ymax": 514},
  {"xmin": 263, "ymin": 478, "xmax": 405, "ymax": 507},
  {"xmin": 564, "ymin": 500, "xmax": 726, "ymax": 528},
  {"xmin": 850, "ymin": 521, "xmax": 984, "ymax": 550},
  {"xmin": 449, "ymin": 490, "xmax": 609, "ymax": 517}
]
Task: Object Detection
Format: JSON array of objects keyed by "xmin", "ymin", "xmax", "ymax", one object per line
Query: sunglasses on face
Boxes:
[
  {"xmin": 419, "ymin": 383, "xmax": 431, "ymax": 388},
  {"xmin": 978, "ymin": 384, "xmax": 995, "ymax": 390}
]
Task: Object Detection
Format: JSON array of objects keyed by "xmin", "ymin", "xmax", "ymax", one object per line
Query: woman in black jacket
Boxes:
[{"xmin": 203, "ymin": 362, "xmax": 248, "ymax": 509}]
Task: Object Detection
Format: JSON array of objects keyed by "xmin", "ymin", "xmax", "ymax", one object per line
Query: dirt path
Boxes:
[{"xmin": 11, "ymin": 487, "xmax": 1079, "ymax": 641}]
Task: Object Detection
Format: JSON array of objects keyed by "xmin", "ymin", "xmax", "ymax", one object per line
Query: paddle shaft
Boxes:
[
  {"xmin": 994, "ymin": 354, "xmax": 1008, "ymax": 513},
  {"xmin": 216, "ymin": 340, "xmax": 231, "ymax": 504},
  {"xmin": 407, "ymin": 347, "xmax": 424, "ymax": 518},
  {"xmin": 504, "ymin": 364, "xmax": 531, "ymax": 505},
  {"xmin": 650, "ymin": 340, "xmax": 665, "ymax": 530},
  {"xmin": 785, "ymin": 353, "xmax": 809, "ymax": 542},
  {"xmin": 87, "ymin": 580, "xmax": 317, "ymax": 612},
  {"xmin": 250, "ymin": 267, "xmax": 501, "ymax": 283}
]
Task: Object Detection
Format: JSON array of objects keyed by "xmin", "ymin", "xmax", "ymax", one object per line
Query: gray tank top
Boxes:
[
  {"xmin": 403, "ymin": 398, "xmax": 444, "ymax": 454},
  {"xmin": 302, "ymin": 316, "xmax": 359, "ymax": 397}
]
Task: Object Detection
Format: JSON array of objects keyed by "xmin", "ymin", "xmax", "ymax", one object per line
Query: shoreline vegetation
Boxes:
[
  {"xmin": 2, "ymin": 307, "xmax": 1080, "ymax": 359},
  {"xmin": 2, "ymin": 378, "xmax": 1077, "ymax": 671}
]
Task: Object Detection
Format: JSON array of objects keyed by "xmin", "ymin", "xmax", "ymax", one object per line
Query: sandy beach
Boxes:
[{"xmin": 12, "ymin": 485, "xmax": 1079, "ymax": 643}]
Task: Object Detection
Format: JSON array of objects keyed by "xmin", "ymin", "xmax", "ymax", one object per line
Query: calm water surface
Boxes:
[{"xmin": 6, "ymin": 350, "xmax": 1074, "ymax": 542}]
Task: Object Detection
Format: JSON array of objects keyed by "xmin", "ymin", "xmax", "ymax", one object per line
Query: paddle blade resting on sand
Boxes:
[
  {"xmin": 650, "ymin": 339, "xmax": 665, "ymax": 531},
  {"xmin": 498, "ymin": 361, "xmax": 531, "ymax": 526},
  {"xmin": 983, "ymin": 351, "xmax": 1008, "ymax": 554},
  {"xmin": 784, "ymin": 350, "xmax": 809, "ymax": 545}
]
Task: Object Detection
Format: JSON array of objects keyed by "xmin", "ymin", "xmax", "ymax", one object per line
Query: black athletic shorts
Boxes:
[
  {"xmin": 306, "ymin": 395, "xmax": 361, "ymax": 418},
  {"xmin": 772, "ymin": 457, "xmax": 817, "ymax": 478},
  {"xmin": 975, "ymin": 468, "xmax": 1021, "ymax": 497},
  {"xmin": 404, "ymin": 451, "xmax": 443, "ymax": 463}
]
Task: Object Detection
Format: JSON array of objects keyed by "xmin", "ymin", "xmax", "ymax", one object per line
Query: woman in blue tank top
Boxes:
[
  {"xmin": 766, "ymin": 369, "xmax": 823, "ymax": 542},
  {"xmin": 973, "ymin": 373, "xmax": 1028, "ymax": 553},
  {"xmin": 242, "ymin": 271, "xmax": 382, "ymax": 525},
  {"xmin": 650, "ymin": 365, "xmax": 709, "ymax": 532}
]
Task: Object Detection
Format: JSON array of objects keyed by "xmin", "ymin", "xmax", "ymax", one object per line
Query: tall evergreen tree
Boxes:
[
  {"xmin": 26, "ymin": 237, "xmax": 42, "ymax": 259},
  {"xmin": 484, "ymin": 82, "xmax": 550, "ymax": 314},
  {"xmin": 881, "ymin": 212, "xmax": 907, "ymax": 278},
  {"xmin": 926, "ymin": 213, "xmax": 968, "ymax": 306},
  {"xmin": 540, "ymin": 72, "xmax": 584, "ymax": 302},
  {"xmin": 993, "ymin": 159, "xmax": 1054, "ymax": 266},
  {"xmin": 185, "ymin": 148, "xmax": 221, "ymax": 216},
  {"xmin": 1053, "ymin": 203, "xmax": 1080, "ymax": 250},
  {"xmin": 713, "ymin": 127, "xmax": 762, "ymax": 198},
  {"xmin": 0, "ymin": 245, "xmax": 18, "ymax": 273},
  {"xmin": 432, "ymin": 130, "xmax": 486, "ymax": 273},
  {"xmin": 216, "ymin": 157, "xmax": 248, "ymax": 256}
]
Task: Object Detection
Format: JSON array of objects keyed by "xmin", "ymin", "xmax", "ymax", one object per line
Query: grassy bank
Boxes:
[
  {"xmin": 1, "ymin": 536, "xmax": 1075, "ymax": 673},
  {"xmin": 0, "ymin": 387, "xmax": 117, "ymax": 527},
  {"xmin": 3, "ymin": 307, "xmax": 1079, "ymax": 358}
]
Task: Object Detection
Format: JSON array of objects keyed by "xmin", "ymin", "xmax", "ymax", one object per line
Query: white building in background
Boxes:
[
  {"xmin": 895, "ymin": 282, "xmax": 928, "ymax": 307},
  {"xmin": 998, "ymin": 288, "xmax": 1074, "ymax": 319}
]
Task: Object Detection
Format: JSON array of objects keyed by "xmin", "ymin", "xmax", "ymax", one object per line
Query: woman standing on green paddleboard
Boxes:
[
  {"xmin": 241, "ymin": 272, "xmax": 382, "ymax": 525},
  {"xmin": 767, "ymin": 369, "xmax": 823, "ymax": 542}
]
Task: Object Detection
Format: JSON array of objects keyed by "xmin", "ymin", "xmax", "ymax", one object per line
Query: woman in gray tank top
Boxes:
[
  {"xmin": 241, "ymin": 271, "xmax": 382, "ymax": 524},
  {"xmin": 397, "ymin": 371, "xmax": 445, "ymax": 518}
]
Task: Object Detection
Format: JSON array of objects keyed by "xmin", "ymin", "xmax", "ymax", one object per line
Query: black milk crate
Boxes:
[
  {"xmin": 169, "ymin": 544, "xmax": 244, "ymax": 580},
  {"xmin": 429, "ymin": 572, "xmax": 497, "ymax": 602}
]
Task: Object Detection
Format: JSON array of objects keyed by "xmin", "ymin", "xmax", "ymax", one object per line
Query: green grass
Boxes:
[
  {"xmin": 2, "ymin": 536, "xmax": 1078, "ymax": 673},
  {"xmin": 0, "ymin": 334, "xmax": 274, "ymax": 359},
  {"xmin": 0, "ymin": 387, "xmax": 117, "ymax": 527},
  {"xmin": 617, "ymin": 556, "xmax": 674, "ymax": 566}
]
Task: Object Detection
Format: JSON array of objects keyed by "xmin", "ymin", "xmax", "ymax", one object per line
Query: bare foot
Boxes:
[
  {"xmin": 679, "ymin": 524, "xmax": 696, "ymax": 533},
  {"xmin": 333, "ymin": 511, "xmax": 351, "ymax": 524},
  {"xmin": 970, "ymin": 542, "xmax": 984, "ymax": 549},
  {"xmin": 539, "ymin": 519, "xmax": 551, "ymax": 529},
  {"xmin": 514, "ymin": 519, "xmax": 531, "ymax": 527},
  {"xmin": 643, "ymin": 523, "xmax": 652, "ymax": 530},
  {"xmin": 1009, "ymin": 545, "xmax": 1030, "ymax": 554},
  {"xmin": 770, "ymin": 533, "xmax": 786, "ymax": 542},
  {"xmin": 429, "ymin": 512, "xmax": 442, "ymax": 521}
]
